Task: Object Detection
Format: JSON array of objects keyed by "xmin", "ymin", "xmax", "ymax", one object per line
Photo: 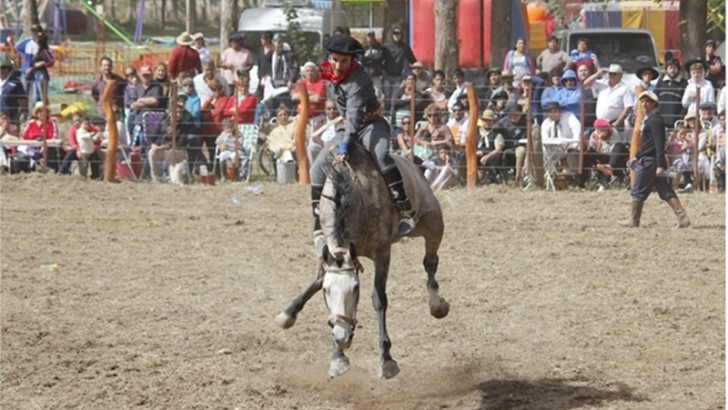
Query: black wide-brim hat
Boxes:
[
  {"xmin": 684, "ymin": 57, "xmax": 708, "ymax": 72},
  {"xmin": 635, "ymin": 66, "xmax": 658, "ymax": 80},
  {"xmin": 323, "ymin": 34, "xmax": 365, "ymax": 56}
]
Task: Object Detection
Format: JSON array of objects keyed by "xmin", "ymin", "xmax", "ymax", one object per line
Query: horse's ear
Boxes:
[{"xmin": 349, "ymin": 242, "xmax": 357, "ymax": 260}]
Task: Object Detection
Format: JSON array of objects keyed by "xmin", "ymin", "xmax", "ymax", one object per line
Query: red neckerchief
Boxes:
[{"xmin": 319, "ymin": 59, "xmax": 358, "ymax": 84}]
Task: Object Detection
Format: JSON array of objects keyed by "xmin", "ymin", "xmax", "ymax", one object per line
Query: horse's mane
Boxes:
[{"xmin": 329, "ymin": 163, "xmax": 355, "ymax": 245}]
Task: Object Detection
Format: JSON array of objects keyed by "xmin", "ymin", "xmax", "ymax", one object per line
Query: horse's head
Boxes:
[{"xmin": 321, "ymin": 242, "xmax": 362, "ymax": 350}]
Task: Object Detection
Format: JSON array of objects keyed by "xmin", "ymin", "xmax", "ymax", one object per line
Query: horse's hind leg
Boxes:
[
  {"xmin": 275, "ymin": 263, "xmax": 324, "ymax": 329},
  {"xmin": 422, "ymin": 216, "xmax": 449, "ymax": 319},
  {"xmin": 372, "ymin": 253, "xmax": 400, "ymax": 379}
]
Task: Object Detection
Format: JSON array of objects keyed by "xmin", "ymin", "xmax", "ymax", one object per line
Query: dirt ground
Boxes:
[{"xmin": 1, "ymin": 174, "xmax": 725, "ymax": 410}]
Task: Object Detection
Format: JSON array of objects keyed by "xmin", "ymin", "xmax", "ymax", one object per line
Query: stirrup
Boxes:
[{"xmin": 313, "ymin": 230, "xmax": 326, "ymax": 258}]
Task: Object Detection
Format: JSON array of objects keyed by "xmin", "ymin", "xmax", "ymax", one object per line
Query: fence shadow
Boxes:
[{"xmin": 475, "ymin": 377, "xmax": 648, "ymax": 410}]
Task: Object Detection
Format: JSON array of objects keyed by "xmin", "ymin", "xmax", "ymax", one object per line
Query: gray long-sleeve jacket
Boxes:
[{"xmin": 329, "ymin": 63, "xmax": 381, "ymax": 149}]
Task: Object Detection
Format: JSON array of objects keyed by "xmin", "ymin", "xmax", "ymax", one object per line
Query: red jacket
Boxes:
[
  {"xmin": 201, "ymin": 95, "xmax": 230, "ymax": 136},
  {"xmin": 223, "ymin": 94, "xmax": 258, "ymax": 124},
  {"xmin": 168, "ymin": 46, "xmax": 203, "ymax": 80}
]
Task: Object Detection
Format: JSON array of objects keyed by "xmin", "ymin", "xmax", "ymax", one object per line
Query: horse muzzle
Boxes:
[{"xmin": 328, "ymin": 314, "xmax": 356, "ymax": 350}]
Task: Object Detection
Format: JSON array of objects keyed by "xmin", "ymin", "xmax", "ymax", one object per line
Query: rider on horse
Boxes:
[{"xmin": 310, "ymin": 34, "xmax": 415, "ymax": 255}]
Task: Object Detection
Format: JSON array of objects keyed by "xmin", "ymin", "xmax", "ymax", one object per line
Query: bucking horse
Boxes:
[{"xmin": 275, "ymin": 142, "xmax": 449, "ymax": 379}]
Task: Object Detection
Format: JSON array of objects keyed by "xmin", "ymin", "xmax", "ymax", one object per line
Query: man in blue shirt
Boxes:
[{"xmin": 0, "ymin": 53, "xmax": 26, "ymax": 124}]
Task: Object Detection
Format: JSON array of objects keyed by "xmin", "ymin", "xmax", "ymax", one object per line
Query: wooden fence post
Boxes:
[
  {"xmin": 465, "ymin": 83, "xmax": 479, "ymax": 188},
  {"xmin": 295, "ymin": 80, "xmax": 310, "ymax": 184},
  {"xmin": 102, "ymin": 79, "xmax": 119, "ymax": 182}
]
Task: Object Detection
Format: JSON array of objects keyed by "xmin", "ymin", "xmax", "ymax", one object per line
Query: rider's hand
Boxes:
[
  {"xmin": 656, "ymin": 166, "xmax": 665, "ymax": 177},
  {"xmin": 335, "ymin": 154, "xmax": 349, "ymax": 163}
]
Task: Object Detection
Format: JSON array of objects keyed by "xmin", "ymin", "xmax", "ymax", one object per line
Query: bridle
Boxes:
[{"xmin": 323, "ymin": 259, "xmax": 363, "ymax": 330}]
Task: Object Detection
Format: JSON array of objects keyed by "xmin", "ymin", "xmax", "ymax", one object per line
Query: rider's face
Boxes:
[{"xmin": 329, "ymin": 52, "xmax": 352, "ymax": 77}]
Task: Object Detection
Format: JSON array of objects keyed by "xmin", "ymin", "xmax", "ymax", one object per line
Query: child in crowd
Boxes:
[
  {"xmin": 422, "ymin": 145, "xmax": 460, "ymax": 190},
  {"xmin": 215, "ymin": 118, "xmax": 246, "ymax": 171},
  {"xmin": 76, "ymin": 117, "xmax": 101, "ymax": 159},
  {"xmin": 666, "ymin": 115, "xmax": 697, "ymax": 190}
]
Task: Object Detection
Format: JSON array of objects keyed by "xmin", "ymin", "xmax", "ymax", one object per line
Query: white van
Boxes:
[{"xmin": 556, "ymin": 28, "xmax": 660, "ymax": 87}]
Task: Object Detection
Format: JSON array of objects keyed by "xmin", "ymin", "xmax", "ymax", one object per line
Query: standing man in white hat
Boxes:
[
  {"xmin": 168, "ymin": 31, "xmax": 202, "ymax": 81},
  {"xmin": 583, "ymin": 63, "xmax": 635, "ymax": 130}
]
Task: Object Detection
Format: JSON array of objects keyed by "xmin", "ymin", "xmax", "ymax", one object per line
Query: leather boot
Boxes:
[
  {"xmin": 619, "ymin": 199, "xmax": 644, "ymax": 227},
  {"xmin": 383, "ymin": 167, "xmax": 415, "ymax": 237},
  {"xmin": 666, "ymin": 196, "xmax": 690, "ymax": 228}
]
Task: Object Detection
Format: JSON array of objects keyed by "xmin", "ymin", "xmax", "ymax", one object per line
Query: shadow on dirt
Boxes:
[{"xmin": 475, "ymin": 377, "xmax": 649, "ymax": 410}]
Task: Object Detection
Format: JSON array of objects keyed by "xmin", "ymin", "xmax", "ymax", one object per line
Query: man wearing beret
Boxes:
[
  {"xmin": 310, "ymin": 34, "xmax": 415, "ymax": 255},
  {"xmin": 622, "ymin": 91, "xmax": 690, "ymax": 228}
]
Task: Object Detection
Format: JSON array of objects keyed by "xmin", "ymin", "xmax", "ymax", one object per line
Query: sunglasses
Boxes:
[
  {"xmin": 452, "ymin": 109, "xmax": 463, "ymax": 112},
  {"xmin": 402, "ymin": 121, "xmax": 411, "ymax": 125},
  {"xmin": 426, "ymin": 114, "xmax": 438, "ymax": 118},
  {"xmin": 125, "ymin": 72, "xmax": 135, "ymax": 77}
]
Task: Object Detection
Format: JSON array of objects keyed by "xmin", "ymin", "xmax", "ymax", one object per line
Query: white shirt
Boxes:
[
  {"xmin": 193, "ymin": 73, "xmax": 229, "ymax": 103},
  {"xmin": 682, "ymin": 78, "xmax": 715, "ymax": 116},
  {"xmin": 447, "ymin": 83, "xmax": 469, "ymax": 113},
  {"xmin": 446, "ymin": 114, "xmax": 470, "ymax": 145},
  {"xmin": 592, "ymin": 79, "xmax": 635, "ymax": 122},
  {"xmin": 541, "ymin": 112, "xmax": 581, "ymax": 147}
]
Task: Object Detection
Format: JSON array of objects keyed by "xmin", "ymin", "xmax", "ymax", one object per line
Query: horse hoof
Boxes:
[
  {"xmin": 328, "ymin": 357, "xmax": 350, "ymax": 378},
  {"xmin": 379, "ymin": 360, "xmax": 400, "ymax": 379},
  {"xmin": 430, "ymin": 298, "xmax": 450, "ymax": 319},
  {"xmin": 274, "ymin": 312, "xmax": 296, "ymax": 329}
]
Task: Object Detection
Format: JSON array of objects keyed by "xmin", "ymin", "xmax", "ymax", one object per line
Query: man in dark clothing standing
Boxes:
[
  {"xmin": 654, "ymin": 59, "xmax": 688, "ymax": 129},
  {"xmin": 0, "ymin": 53, "xmax": 26, "ymax": 125},
  {"xmin": 622, "ymin": 91, "xmax": 690, "ymax": 228},
  {"xmin": 381, "ymin": 28, "xmax": 417, "ymax": 112},
  {"xmin": 361, "ymin": 31, "xmax": 384, "ymax": 93}
]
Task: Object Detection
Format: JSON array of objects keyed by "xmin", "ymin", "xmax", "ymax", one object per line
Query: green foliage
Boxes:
[
  {"xmin": 282, "ymin": 1, "xmax": 323, "ymax": 64},
  {"xmin": 652, "ymin": 0, "xmax": 724, "ymax": 32}
]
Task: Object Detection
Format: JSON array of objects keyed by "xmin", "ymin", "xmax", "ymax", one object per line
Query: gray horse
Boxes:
[{"xmin": 275, "ymin": 143, "xmax": 449, "ymax": 379}]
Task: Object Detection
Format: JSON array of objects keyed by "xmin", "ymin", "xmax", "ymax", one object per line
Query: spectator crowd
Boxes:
[{"xmin": 0, "ymin": 25, "xmax": 725, "ymax": 194}]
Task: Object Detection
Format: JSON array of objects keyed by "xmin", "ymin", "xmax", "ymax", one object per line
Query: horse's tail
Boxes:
[{"xmin": 329, "ymin": 163, "xmax": 355, "ymax": 245}]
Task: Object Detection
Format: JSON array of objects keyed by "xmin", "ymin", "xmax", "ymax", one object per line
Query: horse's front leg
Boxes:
[
  {"xmin": 275, "ymin": 262, "xmax": 324, "ymax": 329},
  {"xmin": 372, "ymin": 252, "xmax": 400, "ymax": 379},
  {"xmin": 423, "ymin": 218, "xmax": 449, "ymax": 319}
]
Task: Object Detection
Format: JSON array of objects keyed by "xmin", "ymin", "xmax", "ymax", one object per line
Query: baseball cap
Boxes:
[{"xmin": 140, "ymin": 65, "xmax": 152, "ymax": 75}]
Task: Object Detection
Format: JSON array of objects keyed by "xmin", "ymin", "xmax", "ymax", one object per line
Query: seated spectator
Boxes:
[
  {"xmin": 59, "ymin": 114, "xmax": 102, "ymax": 178},
  {"xmin": 666, "ymin": 114, "xmax": 698, "ymax": 191},
  {"xmin": 0, "ymin": 111, "xmax": 20, "ymax": 171},
  {"xmin": 215, "ymin": 117, "xmax": 247, "ymax": 173},
  {"xmin": 492, "ymin": 70, "xmax": 518, "ymax": 106},
  {"xmin": 267, "ymin": 107, "xmax": 297, "ymax": 163},
  {"xmin": 194, "ymin": 59, "xmax": 229, "ymax": 104},
  {"xmin": 447, "ymin": 68, "xmax": 470, "ymax": 114},
  {"xmin": 682, "ymin": 58, "xmax": 715, "ymax": 116},
  {"xmin": 480, "ymin": 67, "xmax": 502, "ymax": 107},
  {"xmin": 168, "ymin": 31, "xmax": 202, "ymax": 81},
  {"xmin": 21, "ymin": 102, "xmax": 60, "ymax": 171},
  {"xmin": 540, "ymin": 68, "xmax": 563, "ymax": 110},
  {"xmin": 476, "ymin": 109, "xmax": 506, "ymax": 184},
  {"xmin": 129, "ymin": 65, "xmax": 163, "ymax": 147},
  {"xmin": 292, "ymin": 61, "xmax": 327, "ymax": 123},
  {"xmin": 200, "ymin": 78, "xmax": 229, "ymax": 171},
  {"xmin": 556, "ymin": 69, "xmax": 581, "ymax": 118},
  {"xmin": 224, "ymin": 74, "xmax": 258, "ymax": 124},
  {"xmin": 425, "ymin": 70, "xmax": 451, "ymax": 111},
  {"xmin": 181, "ymin": 77, "xmax": 201, "ymax": 130},
  {"xmin": 489, "ymin": 89, "xmax": 510, "ymax": 119},
  {"xmin": 414, "ymin": 103, "xmax": 454, "ymax": 154},
  {"xmin": 493, "ymin": 103, "xmax": 528, "ymax": 182},
  {"xmin": 422, "ymin": 145, "xmax": 460, "ymax": 190},
  {"xmin": 410, "ymin": 62, "xmax": 431, "ymax": 93},
  {"xmin": 153, "ymin": 62, "xmax": 170, "ymax": 107},
  {"xmin": 700, "ymin": 101, "xmax": 719, "ymax": 128},
  {"xmin": 540, "ymin": 101, "xmax": 581, "ymax": 175},
  {"xmin": 713, "ymin": 110, "xmax": 726, "ymax": 190},
  {"xmin": 586, "ymin": 118, "xmax": 629, "ymax": 191},
  {"xmin": 635, "ymin": 66, "xmax": 658, "ymax": 92},
  {"xmin": 308, "ymin": 99, "xmax": 341, "ymax": 164},
  {"xmin": 393, "ymin": 115, "xmax": 414, "ymax": 158},
  {"xmin": 147, "ymin": 99, "xmax": 202, "ymax": 181},
  {"xmin": 446, "ymin": 101, "xmax": 469, "ymax": 147}
]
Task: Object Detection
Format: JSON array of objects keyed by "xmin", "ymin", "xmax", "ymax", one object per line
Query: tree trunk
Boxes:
[
  {"xmin": 220, "ymin": 0, "xmax": 233, "ymax": 56},
  {"xmin": 490, "ymin": 0, "xmax": 511, "ymax": 69},
  {"xmin": 232, "ymin": 0, "xmax": 239, "ymax": 31},
  {"xmin": 171, "ymin": 0, "xmax": 179, "ymax": 24},
  {"xmin": 383, "ymin": 0, "xmax": 407, "ymax": 41},
  {"xmin": 186, "ymin": 0, "xmax": 196, "ymax": 33},
  {"xmin": 161, "ymin": 0, "xmax": 166, "ymax": 28},
  {"xmin": 199, "ymin": 0, "xmax": 207, "ymax": 24},
  {"xmin": 434, "ymin": 0, "xmax": 458, "ymax": 78},
  {"xmin": 680, "ymin": 0, "xmax": 707, "ymax": 60},
  {"xmin": 24, "ymin": 0, "xmax": 39, "ymax": 33},
  {"xmin": 126, "ymin": 0, "xmax": 135, "ymax": 23}
]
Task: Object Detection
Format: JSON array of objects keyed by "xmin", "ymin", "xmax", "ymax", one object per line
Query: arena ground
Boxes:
[{"xmin": 1, "ymin": 174, "xmax": 724, "ymax": 409}]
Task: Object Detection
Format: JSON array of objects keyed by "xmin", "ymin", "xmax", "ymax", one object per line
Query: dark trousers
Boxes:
[{"xmin": 59, "ymin": 149, "xmax": 101, "ymax": 179}]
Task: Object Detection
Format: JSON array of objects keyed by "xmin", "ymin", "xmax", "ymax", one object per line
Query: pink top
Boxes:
[{"xmin": 220, "ymin": 47, "xmax": 255, "ymax": 84}]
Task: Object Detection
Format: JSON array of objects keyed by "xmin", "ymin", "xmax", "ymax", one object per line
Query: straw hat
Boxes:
[
  {"xmin": 176, "ymin": 31, "xmax": 194, "ymax": 46},
  {"xmin": 32, "ymin": 101, "xmax": 48, "ymax": 116}
]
